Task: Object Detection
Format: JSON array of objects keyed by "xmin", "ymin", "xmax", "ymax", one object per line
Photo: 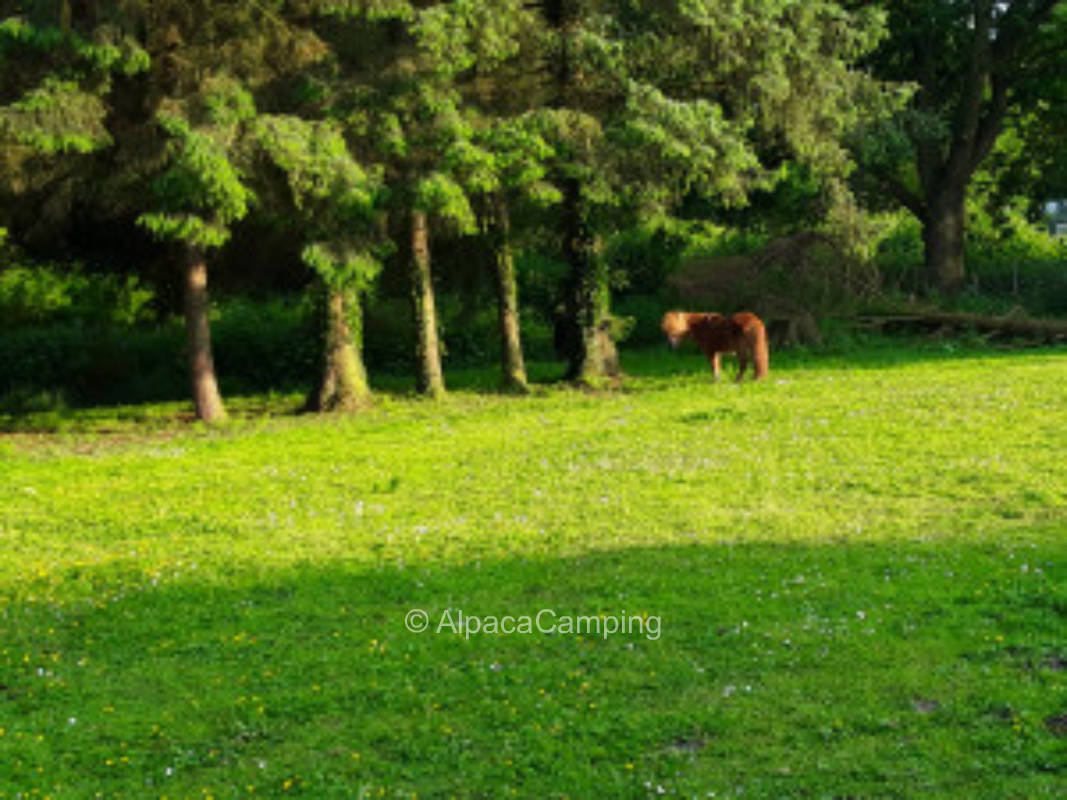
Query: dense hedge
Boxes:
[
  {"xmin": 2, "ymin": 214, "xmax": 1065, "ymax": 410},
  {"xmin": 0, "ymin": 295, "xmax": 559, "ymax": 410},
  {"xmin": 0, "ymin": 300, "xmax": 316, "ymax": 409}
]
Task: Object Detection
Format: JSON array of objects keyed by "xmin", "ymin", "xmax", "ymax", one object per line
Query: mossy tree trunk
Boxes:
[
  {"xmin": 545, "ymin": 6, "xmax": 619, "ymax": 387},
  {"xmin": 307, "ymin": 285, "xmax": 371, "ymax": 412},
  {"xmin": 410, "ymin": 209, "xmax": 446, "ymax": 398},
  {"xmin": 559, "ymin": 178, "xmax": 619, "ymax": 385},
  {"xmin": 489, "ymin": 193, "xmax": 529, "ymax": 393},
  {"xmin": 182, "ymin": 245, "xmax": 226, "ymax": 423}
]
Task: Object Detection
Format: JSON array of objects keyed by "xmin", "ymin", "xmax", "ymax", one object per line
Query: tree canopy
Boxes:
[
  {"xmin": 1, "ymin": 0, "xmax": 1065, "ymax": 417},
  {"xmin": 853, "ymin": 0, "xmax": 1067, "ymax": 290}
]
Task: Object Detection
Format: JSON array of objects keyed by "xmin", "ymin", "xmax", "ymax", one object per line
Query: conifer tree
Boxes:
[
  {"xmin": 93, "ymin": 1, "xmax": 329, "ymax": 421},
  {"xmin": 251, "ymin": 114, "xmax": 384, "ymax": 411},
  {"xmin": 310, "ymin": 1, "xmax": 490, "ymax": 398},
  {"xmin": 428, "ymin": 0, "xmax": 553, "ymax": 392},
  {"xmin": 533, "ymin": 0, "xmax": 887, "ymax": 383},
  {"xmin": 136, "ymin": 77, "xmax": 256, "ymax": 423},
  {"xmin": 0, "ymin": 2, "xmax": 149, "ymax": 234}
]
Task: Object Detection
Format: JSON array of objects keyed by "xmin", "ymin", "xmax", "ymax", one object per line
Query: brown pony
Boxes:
[{"xmin": 661, "ymin": 311, "xmax": 769, "ymax": 381}]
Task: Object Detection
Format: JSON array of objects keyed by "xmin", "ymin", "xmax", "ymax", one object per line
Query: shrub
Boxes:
[
  {"xmin": 0, "ymin": 321, "xmax": 186, "ymax": 409},
  {"xmin": 873, "ymin": 214, "xmax": 925, "ymax": 295},
  {"xmin": 966, "ymin": 208, "xmax": 1067, "ymax": 315},
  {"xmin": 363, "ymin": 297, "xmax": 416, "ymax": 373},
  {"xmin": 212, "ymin": 296, "xmax": 318, "ymax": 394},
  {"xmin": 0, "ymin": 297, "xmax": 317, "ymax": 408},
  {"xmin": 604, "ymin": 221, "xmax": 689, "ymax": 296},
  {"xmin": 873, "ymin": 207, "xmax": 1067, "ymax": 315},
  {"xmin": 0, "ymin": 261, "xmax": 155, "ymax": 327}
]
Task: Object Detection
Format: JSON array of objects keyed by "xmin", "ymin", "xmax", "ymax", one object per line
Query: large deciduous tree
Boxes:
[{"xmin": 854, "ymin": 0, "xmax": 1067, "ymax": 292}]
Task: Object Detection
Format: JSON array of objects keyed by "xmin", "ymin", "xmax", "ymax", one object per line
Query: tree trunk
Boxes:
[
  {"xmin": 307, "ymin": 285, "xmax": 371, "ymax": 412},
  {"xmin": 489, "ymin": 193, "xmax": 529, "ymax": 394},
  {"xmin": 410, "ymin": 209, "xmax": 446, "ymax": 398},
  {"xmin": 923, "ymin": 188, "xmax": 967, "ymax": 294},
  {"xmin": 545, "ymin": 11, "xmax": 618, "ymax": 385},
  {"xmin": 559, "ymin": 178, "xmax": 619, "ymax": 385},
  {"xmin": 182, "ymin": 245, "xmax": 226, "ymax": 423}
]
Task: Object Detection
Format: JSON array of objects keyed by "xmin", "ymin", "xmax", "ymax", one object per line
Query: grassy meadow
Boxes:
[{"xmin": 1, "ymin": 340, "xmax": 1065, "ymax": 798}]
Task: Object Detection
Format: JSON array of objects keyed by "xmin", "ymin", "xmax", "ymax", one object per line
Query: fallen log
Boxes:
[{"xmin": 855, "ymin": 311, "xmax": 1067, "ymax": 341}]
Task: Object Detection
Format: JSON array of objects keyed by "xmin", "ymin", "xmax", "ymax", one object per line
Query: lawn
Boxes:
[{"xmin": 1, "ymin": 341, "xmax": 1065, "ymax": 798}]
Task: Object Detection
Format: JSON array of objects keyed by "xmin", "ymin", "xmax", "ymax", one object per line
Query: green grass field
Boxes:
[{"xmin": 1, "ymin": 341, "xmax": 1065, "ymax": 799}]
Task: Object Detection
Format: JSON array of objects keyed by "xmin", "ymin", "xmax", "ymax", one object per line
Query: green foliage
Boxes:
[
  {"xmin": 209, "ymin": 296, "xmax": 320, "ymax": 394},
  {"xmin": 611, "ymin": 292, "xmax": 668, "ymax": 346},
  {"xmin": 70, "ymin": 23, "xmax": 151, "ymax": 75},
  {"xmin": 311, "ymin": 0, "xmax": 415, "ymax": 22},
  {"xmin": 872, "ymin": 206, "xmax": 1067, "ymax": 314},
  {"xmin": 0, "ymin": 15, "xmax": 61, "ymax": 51},
  {"xmin": 966, "ymin": 207, "xmax": 1067, "ymax": 315},
  {"xmin": 0, "ymin": 321, "xmax": 185, "ymax": 411},
  {"xmin": 472, "ymin": 118, "xmax": 558, "ymax": 197},
  {"xmin": 0, "ymin": 292, "xmax": 560, "ymax": 406},
  {"xmin": 301, "ymin": 244, "xmax": 380, "ymax": 288},
  {"xmin": 135, "ymin": 213, "xmax": 234, "ymax": 250},
  {"xmin": 0, "ymin": 76, "xmax": 111, "ymax": 153},
  {"xmin": 412, "ymin": 0, "xmax": 529, "ymax": 79},
  {"xmin": 0, "ymin": 15, "xmax": 149, "ymax": 158},
  {"xmin": 529, "ymin": 0, "xmax": 891, "ymax": 224},
  {"xmin": 252, "ymin": 114, "xmax": 384, "ymax": 290},
  {"xmin": 0, "ymin": 259, "xmax": 154, "ymax": 327},
  {"xmin": 413, "ymin": 171, "xmax": 477, "ymax": 231},
  {"xmin": 442, "ymin": 138, "xmax": 499, "ymax": 195},
  {"xmin": 603, "ymin": 218, "xmax": 691, "ymax": 297},
  {"xmin": 872, "ymin": 213, "xmax": 925, "ymax": 293},
  {"xmin": 0, "ymin": 14, "xmax": 149, "ymax": 73},
  {"xmin": 0, "ymin": 296, "xmax": 319, "ymax": 408},
  {"xmin": 515, "ymin": 248, "xmax": 568, "ymax": 322},
  {"xmin": 613, "ymin": 83, "xmax": 766, "ymax": 210},
  {"xmin": 137, "ymin": 87, "xmax": 255, "ymax": 249}
]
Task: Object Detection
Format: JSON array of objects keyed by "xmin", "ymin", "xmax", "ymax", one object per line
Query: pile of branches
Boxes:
[{"xmin": 668, "ymin": 232, "xmax": 879, "ymax": 346}]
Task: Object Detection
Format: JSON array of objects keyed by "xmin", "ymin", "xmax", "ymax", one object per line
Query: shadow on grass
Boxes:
[
  {"xmin": 3, "ymin": 335, "xmax": 1065, "ymax": 435},
  {"xmin": 4, "ymin": 539, "xmax": 1063, "ymax": 797},
  {"xmin": 0, "ymin": 357, "xmax": 578, "ymax": 434}
]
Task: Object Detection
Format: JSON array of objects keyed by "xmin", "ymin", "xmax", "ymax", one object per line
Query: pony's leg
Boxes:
[
  {"xmin": 736, "ymin": 351, "xmax": 748, "ymax": 382},
  {"xmin": 711, "ymin": 351, "xmax": 722, "ymax": 381}
]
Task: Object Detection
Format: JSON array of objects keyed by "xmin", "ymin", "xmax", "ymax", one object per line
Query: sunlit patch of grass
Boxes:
[{"xmin": 1, "ymin": 342, "xmax": 1065, "ymax": 797}]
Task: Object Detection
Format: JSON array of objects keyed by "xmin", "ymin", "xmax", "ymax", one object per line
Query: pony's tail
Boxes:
[{"xmin": 752, "ymin": 320, "xmax": 769, "ymax": 380}]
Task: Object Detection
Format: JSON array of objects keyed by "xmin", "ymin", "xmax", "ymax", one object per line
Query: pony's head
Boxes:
[{"xmin": 660, "ymin": 311, "xmax": 690, "ymax": 348}]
